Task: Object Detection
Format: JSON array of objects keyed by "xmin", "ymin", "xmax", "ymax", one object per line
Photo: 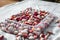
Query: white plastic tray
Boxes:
[{"xmin": 0, "ymin": 0, "xmax": 60, "ymax": 40}]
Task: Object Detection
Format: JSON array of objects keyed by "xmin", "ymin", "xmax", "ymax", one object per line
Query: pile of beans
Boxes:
[{"xmin": 0, "ymin": 8, "xmax": 55, "ymax": 40}]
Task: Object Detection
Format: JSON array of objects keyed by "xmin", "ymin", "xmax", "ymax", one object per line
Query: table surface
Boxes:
[
  {"xmin": 0, "ymin": 0, "xmax": 60, "ymax": 40},
  {"xmin": 0, "ymin": 0, "xmax": 19, "ymax": 7}
]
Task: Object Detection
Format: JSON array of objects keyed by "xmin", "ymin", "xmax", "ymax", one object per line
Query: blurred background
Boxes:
[
  {"xmin": 44, "ymin": 0, "xmax": 60, "ymax": 2},
  {"xmin": 0, "ymin": 0, "xmax": 60, "ymax": 7},
  {"xmin": 0, "ymin": 0, "xmax": 23, "ymax": 7}
]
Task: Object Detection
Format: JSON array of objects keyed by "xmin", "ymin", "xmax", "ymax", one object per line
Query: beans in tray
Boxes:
[
  {"xmin": 10, "ymin": 8, "xmax": 49, "ymax": 26},
  {"xmin": 0, "ymin": 8, "xmax": 55, "ymax": 40}
]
